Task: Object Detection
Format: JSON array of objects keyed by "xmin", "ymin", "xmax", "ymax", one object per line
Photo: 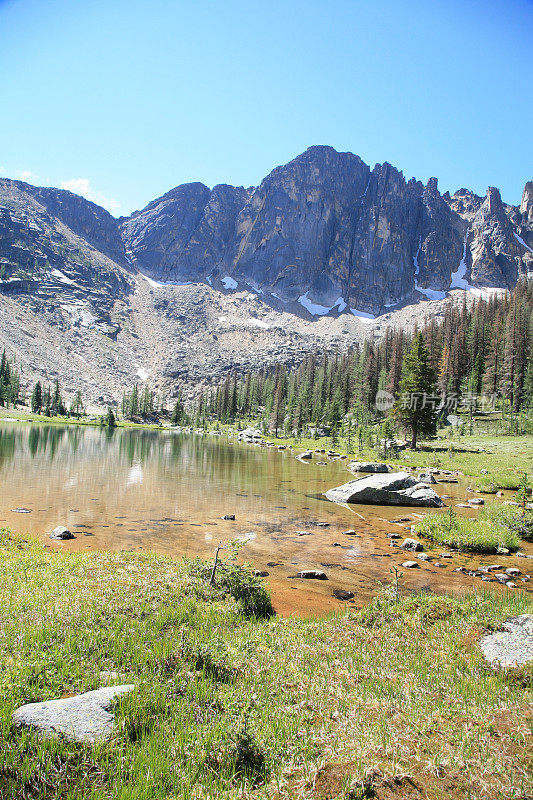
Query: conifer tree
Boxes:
[
  {"xmin": 393, "ymin": 332, "xmax": 437, "ymax": 449},
  {"xmin": 31, "ymin": 380, "xmax": 42, "ymax": 414}
]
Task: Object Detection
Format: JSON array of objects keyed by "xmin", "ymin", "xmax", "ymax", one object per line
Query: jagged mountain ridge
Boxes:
[
  {"xmin": 120, "ymin": 145, "xmax": 533, "ymax": 313},
  {"xmin": 0, "ymin": 146, "xmax": 532, "ymax": 405},
  {"xmin": 1, "ymin": 145, "xmax": 532, "ymax": 318}
]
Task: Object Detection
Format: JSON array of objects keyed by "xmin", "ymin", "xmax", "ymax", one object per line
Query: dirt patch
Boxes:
[{"xmin": 311, "ymin": 764, "xmax": 486, "ymax": 800}]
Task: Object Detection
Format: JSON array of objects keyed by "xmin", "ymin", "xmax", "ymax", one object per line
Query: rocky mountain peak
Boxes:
[
  {"xmin": 484, "ymin": 186, "xmax": 504, "ymax": 216},
  {"xmin": 520, "ymin": 180, "xmax": 533, "ymax": 224}
]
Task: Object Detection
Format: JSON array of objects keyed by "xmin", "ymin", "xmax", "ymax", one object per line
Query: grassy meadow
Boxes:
[{"xmin": 0, "ymin": 530, "xmax": 532, "ymax": 800}]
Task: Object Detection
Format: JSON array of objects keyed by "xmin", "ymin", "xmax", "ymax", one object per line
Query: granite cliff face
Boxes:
[
  {"xmin": 118, "ymin": 146, "xmax": 533, "ymax": 314},
  {"xmin": 0, "ymin": 147, "xmax": 531, "ymax": 402}
]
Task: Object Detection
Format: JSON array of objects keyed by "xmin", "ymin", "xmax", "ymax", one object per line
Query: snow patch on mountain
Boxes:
[
  {"xmin": 221, "ymin": 276, "xmax": 238, "ymax": 290},
  {"xmin": 141, "ymin": 273, "xmax": 193, "ymax": 288},
  {"xmin": 514, "ymin": 232, "xmax": 533, "ymax": 254},
  {"xmin": 298, "ymin": 293, "xmax": 347, "ymax": 316}
]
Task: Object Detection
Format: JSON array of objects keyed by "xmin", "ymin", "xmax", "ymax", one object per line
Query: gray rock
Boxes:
[
  {"xmin": 297, "ymin": 451, "xmax": 313, "ymax": 460},
  {"xmin": 325, "ymin": 472, "xmax": 445, "ymax": 507},
  {"xmin": 401, "ymin": 560, "xmax": 419, "ymax": 568},
  {"xmin": 505, "ymin": 567, "xmax": 520, "ymax": 577},
  {"xmin": 480, "ymin": 615, "xmax": 533, "ymax": 667},
  {"xmin": 400, "ymin": 538, "xmax": 423, "ymax": 552},
  {"xmin": 333, "ymin": 589, "xmax": 354, "ymax": 600},
  {"xmin": 348, "ymin": 462, "xmax": 389, "ymax": 473},
  {"xmin": 495, "ymin": 573, "xmax": 510, "ymax": 584},
  {"xmin": 12, "ymin": 685, "xmax": 134, "ymax": 744},
  {"xmin": 297, "ymin": 570, "xmax": 328, "ymax": 580},
  {"xmin": 221, "ymin": 514, "xmax": 235, "ymax": 520},
  {"xmin": 417, "ymin": 553, "xmax": 430, "ymax": 561},
  {"xmin": 49, "ymin": 526, "xmax": 75, "ymax": 540},
  {"xmin": 468, "ymin": 497, "xmax": 484, "ymax": 505},
  {"xmin": 417, "ymin": 472, "xmax": 437, "ymax": 484}
]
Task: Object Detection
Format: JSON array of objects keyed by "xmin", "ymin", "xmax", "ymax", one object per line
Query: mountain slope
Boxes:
[{"xmin": 0, "ymin": 147, "xmax": 532, "ymax": 406}]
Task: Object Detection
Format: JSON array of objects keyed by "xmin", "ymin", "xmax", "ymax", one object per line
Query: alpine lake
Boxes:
[{"xmin": 1, "ymin": 421, "xmax": 531, "ymax": 616}]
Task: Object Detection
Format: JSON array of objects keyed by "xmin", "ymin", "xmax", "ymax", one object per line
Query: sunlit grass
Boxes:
[
  {"xmin": 414, "ymin": 510, "xmax": 521, "ymax": 553},
  {"xmin": 0, "ymin": 530, "xmax": 532, "ymax": 799}
]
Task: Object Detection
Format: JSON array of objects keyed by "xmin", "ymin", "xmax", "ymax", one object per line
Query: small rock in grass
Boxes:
[
  {"xmin": 455, "ymin": 503, "xmax": 470, "ymax": 508},
  {"xmin": 480, "ymin": 615, "xmax": 533, "ymax": 667},
  {"xmin": 468, "ymin": 498, "xmax": 484, "ymax": 505},
  {"xmin": 12, "ymin": 685, "xmax": 134, "ymax": 744},
  {"xmin": 221, "ymin": 514, "xmax": 235, "ymax": 520},
  {"xmin": 11, "ymin": 508, "xmax": 31, "ymax": 513},
  {"xmin": 50, "ymin": 526, "xmax": 75, "ymax": 541},
  {"xmin": 484, "ymin": 564, "xmax": 503, "ymax": 572},
  {"xmin": 434, "ymin": 562, "xmax": 446, "ymax": 568},
  {"xmin": 401, "ymin": 560, "xmax": 419, "ymax": 568},
  {"xmin": 497, "ymin": 547, "xmax": 510, "ymax": 555},
  {"xmin": 506, "ymin": 581, "xmax": 517, "ymax": 589},
  {"xmin": 417, "ymin": 553, "xmax": 430, "ymax": 561},
  {"xmin": 387, "ymin": 532, "xmax": 401, "ymax": 539},
  {"xmin": 342, "ymin": 530, "xmax": 359, "ymax": 536},
  {"xmin": 296, "ymin": 531, "xmax": 312, "ymax": 536},
  {"xmin": 297, "ymin": 570, "xmax": 328, "ymax": 580},
  {"xmin": 254, "ymin": 570, "xmax": 269, "ymax": 577},
  {"xmin": 439, "ymin": 553, "xmax": 453, "ymax": 559}
]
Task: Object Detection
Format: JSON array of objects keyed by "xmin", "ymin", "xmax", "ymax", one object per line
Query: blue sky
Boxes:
[{"xmin": 0, "ymin": 0, "xmax": 531, "ymax": 216}]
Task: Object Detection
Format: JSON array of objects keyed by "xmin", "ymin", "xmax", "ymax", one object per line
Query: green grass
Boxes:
[
  {"xmin": 0, "ymin": 531, "xmax": 532, "ymax": 800},
  {"xmin": 480, "ymin": 503, "xmax": 533, "ymax": 543},
  {"xmin": 414, "ymin": 510, "xmax": 521, "ymax": 554}
]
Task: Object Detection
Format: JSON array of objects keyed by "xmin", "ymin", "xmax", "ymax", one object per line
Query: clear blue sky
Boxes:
[{"xmin": 0, "ymin": 0, "xmax": 531, "ymax": 216}]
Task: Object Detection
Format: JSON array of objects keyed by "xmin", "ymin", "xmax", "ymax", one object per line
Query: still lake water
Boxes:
[{"xmin": 0, "ymin": 422, "xmax": 530, "ymax": 615}]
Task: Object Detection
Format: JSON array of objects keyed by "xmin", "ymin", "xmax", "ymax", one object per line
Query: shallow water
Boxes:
[{"xmin": 0, "ymin": 422, "xmax": 531, "ymax": 615}]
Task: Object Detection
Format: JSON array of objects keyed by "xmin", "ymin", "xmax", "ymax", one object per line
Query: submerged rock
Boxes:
[
  {"xmin": 297, "ymin": 570, "xmax": 328, "ymax": 580},
  {"xmin": 333, "ymin": 589, "xmax": 355, "ymax": 600},
  {"xmin": 400, "ymin": 538, "xmax": 424, "ymax": 552},
  {"xmin": 49, "ymin": 526, "xmax": 75, "ymax": 540},
  {"xmin": 325, "ymin": 472, "xmax": 445, "ymax": 507},
  {"xmin": 12, "ymin": 685, "xmax": 134, "ymax": 744}
]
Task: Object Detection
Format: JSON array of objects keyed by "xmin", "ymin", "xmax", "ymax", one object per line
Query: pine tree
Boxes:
[
  {"xmin": 31, "ymin": 380, "xmax": 42, "ymax": 414},
  {"xmin": 70, "ymin": 390, "xmax": 84, "ymax": 419},
  {"xmin": 393, "ymin": 332, "xmax": 437, "ymax": 449}
]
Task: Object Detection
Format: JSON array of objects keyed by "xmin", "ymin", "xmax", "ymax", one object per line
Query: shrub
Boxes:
[
  {"xmin": 414, "ymin": 510, "xmax": 520, "ymax": 553},
  {"xmin": 186, "ymin": 558, "xmax": 274, "ymax": 619},
  {"xmin": 216, "ymin": 563, "xmax": 274, "ymax": 619}
]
